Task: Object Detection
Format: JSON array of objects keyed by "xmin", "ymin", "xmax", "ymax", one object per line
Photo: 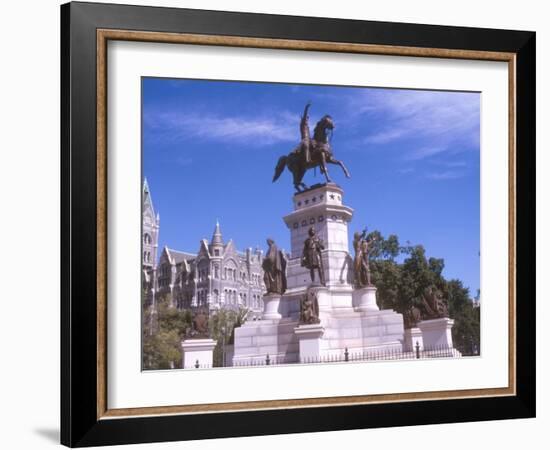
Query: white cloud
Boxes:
[
  {"xmin": 144, "ymin": 109, "xmax": 298, "ymax": 147},
  {"xmin": 364, "ymin": 128, "xmax": 407, "ymax": 145},
  {"xmin": 358, "ymin": 89, "xmax": 480, "ymax": 158},
  {"xmin": 430, "ymin": 160, "xmax": 468, "ymax": 168},
  {"xmin": 426, "ymin": 170, "xmax": 466, "ymax": 180},
  {"xmin": 405, "ymin": 146, "xmax": 449, "ymax": 161}
]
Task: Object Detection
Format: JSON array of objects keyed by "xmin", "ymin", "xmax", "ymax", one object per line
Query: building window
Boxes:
[
  {"xmin": 143, "ymin": 233, "xmax": 151, "ymax": 244},
  {"xmin": 214, "ymin": 249, "xmax": 220, "ymax": 256}
]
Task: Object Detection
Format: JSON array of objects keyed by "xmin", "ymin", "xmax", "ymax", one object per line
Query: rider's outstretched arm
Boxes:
[
  {"xmin": 303, "ymin": 102, "xmax": 311, "ymax": 118},
  {"xmin": 300, "ymin": 102, "xmax": 311, "ymax": 140}
]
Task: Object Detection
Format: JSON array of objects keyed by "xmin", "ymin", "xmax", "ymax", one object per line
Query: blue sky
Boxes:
[{"xmin": 143, "ymin": 78, "xmax": 480, "ymax": 295}]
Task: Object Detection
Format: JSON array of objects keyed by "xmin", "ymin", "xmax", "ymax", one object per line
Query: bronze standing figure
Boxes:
[
  {"xmin": 272, "ymin": 102, "xmax": 351, "ymax": 192},
  {"xmin": 301, "ymin": 227, "xmax": 326, "ymax": 286},
  {"xmin": 262, "ymin": 238, "xmax": 287, "ymax": 295},
  {"xmin": 353, "ymin": 229, "xmax": 376, "ymax": 288}
]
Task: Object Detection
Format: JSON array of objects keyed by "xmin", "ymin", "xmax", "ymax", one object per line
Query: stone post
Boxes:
[
  {"xmin": 294, "ymin": 323, "xmax": 325, "ymax": 363},
  {"xmin": 403, "ymin": 327, "xmax": 424, "ymax": 352},
  {"xmin": 181, "ymin": 338, "xmax": 217, "ymax": 369},
  {"xmin": 417, "ymin": 318, "xmax": 455, "ymax": 350}
]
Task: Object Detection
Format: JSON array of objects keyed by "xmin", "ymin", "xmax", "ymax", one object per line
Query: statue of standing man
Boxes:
[
  {"xmin": 262, "ymin": 238, "xmax": 287, "ymax": 295},
  {"xmin": 353, "ymin": 229, "xmax": 376, "ymax": 288},
  {"xmin": 301, "ymin": 227, "xmax": 326, "ymax": 286}
]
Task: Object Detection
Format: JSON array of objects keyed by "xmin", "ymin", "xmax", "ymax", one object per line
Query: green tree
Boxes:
[
  {"xmin": 209, "ymin": 306, "xmax": 249, "ymax": 367},
  {"xmin": 142, "ymin": 293, "xmax": 193, "ymax": 370},
  {"xmin": 445, "ymin": 279, "xmax": 480, "ymax": 355},
  {"xmin": 367, "ymin": 230, "xmax": 480, "ymax": 354},
  {"xmin": 370, "ymin": 259, "xmax": 401, "ymax": 310}
]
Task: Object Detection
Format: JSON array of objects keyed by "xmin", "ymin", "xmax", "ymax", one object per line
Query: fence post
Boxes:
[
  {"xmin": 195, "ymin": 359, "xmax": 200, "ymax": 368},
  {"xmin": 266, "ymin": 354, "xmax": 270, "ymax": 365},
  {"xmin": 415, "ymin": 341, "xmax": 420, "ymax": 359},
  {"xmin": 344, "ymin": 347, "xmax": 349, "ymax": 362}
]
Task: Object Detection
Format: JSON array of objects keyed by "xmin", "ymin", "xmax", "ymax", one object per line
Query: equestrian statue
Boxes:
[{"xmin": 272, "ymin": 102, "xmax": 351, "ymax": 192}]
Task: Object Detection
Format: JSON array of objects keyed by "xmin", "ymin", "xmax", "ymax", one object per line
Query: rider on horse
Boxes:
[
  {"xmin": 273, "ymin": 102, "xmax": 348, "ymax": 192},
  {"xmin": 294, "ymin": 102, "xmax": 334, "ymax": 165}
]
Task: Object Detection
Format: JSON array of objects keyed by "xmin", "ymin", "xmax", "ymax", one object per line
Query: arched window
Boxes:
[{"xmin": 143, "ymin": 233, "xmax": 151, "ymax": 245}]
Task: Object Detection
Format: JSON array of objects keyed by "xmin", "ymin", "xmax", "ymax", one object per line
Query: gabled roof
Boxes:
[
  {"xmin": 162, "ymin": 246, "xmax": 196, "ymax": 265},
  {"xmin": 168, "ymin": 248, "xmax": 196, "ymax": 264}
]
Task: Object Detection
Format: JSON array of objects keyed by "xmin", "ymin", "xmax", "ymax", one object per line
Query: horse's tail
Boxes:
[{"xmin": 272, "ymin": 155, "xmax": 288, "ymax": 182}]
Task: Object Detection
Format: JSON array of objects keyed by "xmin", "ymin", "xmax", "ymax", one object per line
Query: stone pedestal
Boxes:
[
  {"xmin": 283, "ymin": 183, "xmax": 354, "ymax": 289},
  {"xmin": 294, "ymin": 323, "xmax": 325, "ymax": 363},
  {"xmin": 418, "ymin": 318, "xmax": 454, "ymax": 350},
  {"xmin": 403, "ymin": 327, "xmax": 424, "ymax": 352},
  {"xmin": 352, "ymin": 286, "xmax": 379, "ymax": 312},
  {"xmin": 232, "ymin": 183, "xmax": 410, "ymax": 365},
  {"xmin": 181, "ymin": 338, "xmax": 217, "ymax": 369},
  {"xmin": 262, "ymin": 293, "xmax": 282, "ymax": 319}
]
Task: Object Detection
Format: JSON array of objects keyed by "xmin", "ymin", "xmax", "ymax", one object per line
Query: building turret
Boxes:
[
  {"xmin": 142, "ymin": 178, "xmax": 160, "ymax": 269},
  {"xmin": 210, "ymin": 220, "xmax": 224, "ymax": 257}
]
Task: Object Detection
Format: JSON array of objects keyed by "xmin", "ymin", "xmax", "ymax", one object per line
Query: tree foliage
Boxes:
[
  {"xmin": 208, "ymin": 306, "xmax": 249, "ymax": 367},
  {"xmin": 142, "ymin": 293, "xmax": 193, "ymax": 370},
  {"xmin": 368, "ymin": 231, "xmax": 480, "ymax": 355},
  {"xmin": 142, "ymin": 290, "xmax": 249, "ymax": 369}
]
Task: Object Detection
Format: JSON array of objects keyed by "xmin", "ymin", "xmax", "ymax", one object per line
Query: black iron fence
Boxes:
[{"xmin": 212, "ymin": 343, "xmax": 462, "ymax": 368}]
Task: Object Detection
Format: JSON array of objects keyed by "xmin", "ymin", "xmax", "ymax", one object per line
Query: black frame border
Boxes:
[{"xmin": 61, "ymin": 1, "xmax": 535, "ymax": 447}]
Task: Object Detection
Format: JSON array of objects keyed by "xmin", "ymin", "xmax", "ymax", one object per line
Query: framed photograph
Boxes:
[{"xmin": 61, "ymin": 1, "xmax": 535, "ymax": 447}]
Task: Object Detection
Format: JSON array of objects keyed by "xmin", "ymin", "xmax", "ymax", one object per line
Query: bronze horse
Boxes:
[{"xmin": 272, "ymin": 103, "xmax": 350, "ymax": 192}]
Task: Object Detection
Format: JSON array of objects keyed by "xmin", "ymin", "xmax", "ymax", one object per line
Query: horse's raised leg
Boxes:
[{"xmin": 328, "ymin": 158, "xmax": 351, "ymax": 178}]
